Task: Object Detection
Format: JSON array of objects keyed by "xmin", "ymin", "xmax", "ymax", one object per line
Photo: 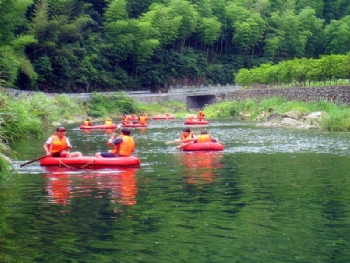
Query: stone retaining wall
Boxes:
[{"xmin": 226, "ymin": 86, "xmax": 350, "ymax": 104}]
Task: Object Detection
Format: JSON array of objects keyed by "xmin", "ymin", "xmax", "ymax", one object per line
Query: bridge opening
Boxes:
[{"xmin": 187, "ymin": 95, "xmax": 216, "ymax": 109}]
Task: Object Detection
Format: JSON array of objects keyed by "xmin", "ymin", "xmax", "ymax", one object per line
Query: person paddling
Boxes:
[
  {"xmin": 95, "ymin": 128, "xmax": 135, "ymax": 158},
  {"xmin": 175, "ymin": 128, "xmax": 197, "ymax": 149},
  {"xmin": 43, "ymin": 127, "xmax": 83, "ymax": 158}
]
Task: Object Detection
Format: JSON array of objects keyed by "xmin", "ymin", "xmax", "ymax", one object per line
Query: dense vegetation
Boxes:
[
  {"xmin": 2, "ymin": 0, "xmax": 350, "ymax": 93},
  {"xmin": 235, "ymin": 53, "xmax": 350, "ymax": 87}
]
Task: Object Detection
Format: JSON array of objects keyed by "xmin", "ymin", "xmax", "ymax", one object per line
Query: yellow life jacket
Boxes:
[{"xmin": 197, "ymin": 134, "xmax": 211, "ymax": 142}]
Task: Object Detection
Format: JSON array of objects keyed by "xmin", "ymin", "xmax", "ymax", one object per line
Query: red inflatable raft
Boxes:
[
  {"xmin": 184, "ymin": 120, "xmax": 209, "ymax": 125},
  {"xmin": 181, "ymin": 142, "xmax": 224, "ymax": 151},
  {"xmin": 40, "ymin": 156, "xmax": 141, "ymax": 168},
  {"xmin": 121, "ymin": 123, "xmax": 147, "ymax": 128},
  {"xmin": 80, "ymin": 124, "xmax": 117, "ymax": 129}
]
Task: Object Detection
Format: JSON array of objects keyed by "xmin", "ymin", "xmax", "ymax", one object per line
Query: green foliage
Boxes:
[
  {"xmin": 88, "ymin": 92, "xmax": 137, "ymax": 117},
  {"xmin": 2, "ymin": 0, "xmax": 350, "ymax": 93},
  {"xmin": 235, "ymin": 53, "xmax": 350, "ymax": 87}
]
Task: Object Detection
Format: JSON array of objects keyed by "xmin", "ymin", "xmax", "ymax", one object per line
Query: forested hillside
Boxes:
[{"xmin": 1, "ymin": 0, "xmax": 350, "ymax": 93}]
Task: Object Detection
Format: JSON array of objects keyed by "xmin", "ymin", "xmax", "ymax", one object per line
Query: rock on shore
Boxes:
[{"xmin": 254, "ymin": 110, "xmax": 329, "ymax": 129}]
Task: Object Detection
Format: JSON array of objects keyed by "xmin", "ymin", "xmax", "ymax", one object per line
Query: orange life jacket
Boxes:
[
  {"xmin": 122, "ymin": 116, "xmax": 129, "ymax": 125},
  {"xmin": 188, "ymin": 116, "xmax": 194, "ymax": 121},
  {"xmin": 50, "ymin": 135, "xmax": 68, "ymax": 154},
  {"xmin": 197, "ymin": 112, "xmax": 204, "ymax": 120},
  {"xmin": 105, "ymin": 120, "xmax": 112, "ymax": 125},
  {"xmin": 139, "ymin": 116, "xmax": 146, "ymax": 124},
  {"xmin": 111, "ymin": 135, "xmax": 135, "ymax": 156},
  {"xmin": 83, "ymin": 120, "xmax": 91, "ymax": 126},
  {"xmin": 181, "ymin": 132, "xmax": 195, "ymax": 141},
  {"xmin": 197, "ymin": 134, "xmax": 211, "ymax": 142}
]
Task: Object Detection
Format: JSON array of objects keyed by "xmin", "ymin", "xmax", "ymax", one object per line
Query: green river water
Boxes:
[{"xmin": 1, "ymin": 118, "xmax": 350, "ymax": 262}]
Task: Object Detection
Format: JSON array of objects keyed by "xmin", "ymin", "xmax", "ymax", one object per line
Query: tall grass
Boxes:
[
  {"xmin": 0, "ymin": 91, "xmax": 87, "ymax": 178},
  {"xmin": 88, "ymin": 92, "xmax": 137, "ymax": 118},
  {"xmin": 136, "ymin": 100, "xmax": 187, "ymax": 117}
]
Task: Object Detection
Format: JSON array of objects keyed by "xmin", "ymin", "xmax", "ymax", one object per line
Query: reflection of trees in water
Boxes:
[
  {"xmin": 44, "ymin": 168, "xmax": 139, "ymax": 208},
  {"xmin": 181, "ymin": 152, "xmax": 223, "ymax": 185}
]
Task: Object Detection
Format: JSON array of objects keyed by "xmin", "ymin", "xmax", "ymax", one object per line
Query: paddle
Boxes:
[
  {"xmin": 19, "ymin": 155, "xmax": 47, "ymax": 167},
  {"xmin": 19, "ymin": 147, "xmax": 69, "ymax": 168},
  {"xmin": 165, "ymin": 139, "xmax": 181, "ymax": 145}
]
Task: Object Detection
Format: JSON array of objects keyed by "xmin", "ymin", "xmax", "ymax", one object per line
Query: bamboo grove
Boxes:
[{"xmin": 1, "ymin": 0, "xmax": 350, "ymax": 93}]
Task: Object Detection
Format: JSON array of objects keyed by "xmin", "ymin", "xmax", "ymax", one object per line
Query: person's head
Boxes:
[
  {"xmin": 121, "ymin": 128, "xmax": 131, "ymax": 135},
  {"xmin": 86, "ymin": 117, "xmax": 90, "ymax": 121},
  {"xmin": 56, "ymin": 126, "xmax": 66, "ymax": 134},
  {"xmin": 106, "ymin": 118, "xmax": 111, "ymax": 121},
  {"xmin": 200, "ymin": 131, "xmax": 208, "ymax": 135},
  {"xmin": 183, "ymin": 128, "xmax": 191, "ymax": 133}
]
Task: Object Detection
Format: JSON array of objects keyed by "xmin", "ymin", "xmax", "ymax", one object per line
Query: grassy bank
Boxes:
[{"xmin": 204, "ymin": 97, "xmax": 350, "ymax": 131}]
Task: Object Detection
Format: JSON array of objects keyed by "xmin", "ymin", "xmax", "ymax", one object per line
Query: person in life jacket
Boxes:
[
  {"xmin": 197, "ymin": 111, "xmax": 205, "ymax": 121},
  {"xmin": 138, "ymin": 113, "xmax": 147, "ymax": 125},
  {"xmin": 95, "ymin": 128, "xmax": 135, "ymax": 157},
  {"xmin": 194, "ymin": 131, "xmax": 217, "ymax": 143},
  {"xmin": 176, "ymin": 128, "xmax": 197, "ymax": 149},
  {"xmin": 187, "ymin": 115, "xmax": 194, "ymax": 121},
  {"xmin": 83, "ymin": 118, "xmax": 92, "ymax": 126},
  {"xmin": 122, "ymin": 114, "xmax": 131, "ymax": 125},
  {"xmin": 43, "ymin": 127, "xmax": 83, "ymax": 158},
  {"xmin": 105, "ymin": 118, "xmax": 113, "ymax": 125}
]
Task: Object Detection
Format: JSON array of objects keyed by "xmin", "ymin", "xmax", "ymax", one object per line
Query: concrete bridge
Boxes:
[{"xmin": 167, "ymin": 85, "xmax": 241, "ymax": 109}]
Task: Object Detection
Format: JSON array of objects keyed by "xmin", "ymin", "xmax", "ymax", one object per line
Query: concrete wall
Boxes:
[{"xmin": 225, "ymin": 86, "xmax": 350, "ymax": 104}]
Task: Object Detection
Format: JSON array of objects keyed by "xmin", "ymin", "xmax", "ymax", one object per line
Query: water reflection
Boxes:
[
  {"xmin": 44, "ymin": 167, "xmax": 139, "ymax": 207},
  {"xmin": 179, "ymin": 151, "xmax": 224, "ymax": 185}
]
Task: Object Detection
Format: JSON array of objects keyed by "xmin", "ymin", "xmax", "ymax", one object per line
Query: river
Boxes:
[{"xmin": 2, "ymin": 118, "xmax": 350, "ymax": 262}]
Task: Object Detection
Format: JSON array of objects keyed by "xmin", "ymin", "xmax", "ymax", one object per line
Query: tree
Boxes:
[
  {"xmin": 323, "ymin": 16, "xmax": 350, "ymax": 55},
  {"xmin": 104, "ymin": 0, "xmax": 134, "ymax": 61}
]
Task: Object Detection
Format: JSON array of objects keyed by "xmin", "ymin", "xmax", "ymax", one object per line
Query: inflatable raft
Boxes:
[
  {"xmin": 181, "ymin": 142, "xmax": 224, "ymax": 151},
  {"xmin": 121, "ymin": 123, "xmax": 147, "ymax": 128},
  {"xmin": 40, "ymin": 156, "xmax": 141, "ymax": 168},
  {"xmin": 184, "ymin": 120, "xmax": 209, "ymax": 125},
  {"xmin": 80, "ymin": 124, "xmax": 117, "ymax": 129}
]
